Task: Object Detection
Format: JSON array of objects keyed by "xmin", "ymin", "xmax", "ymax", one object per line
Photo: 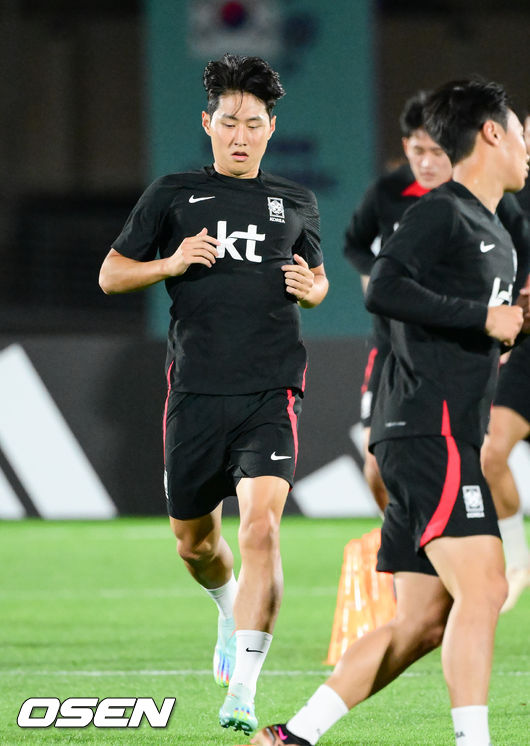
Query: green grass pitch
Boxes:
[{"xmin": 1, "ymin": 516, "xmax": 528, "ymax": 745}]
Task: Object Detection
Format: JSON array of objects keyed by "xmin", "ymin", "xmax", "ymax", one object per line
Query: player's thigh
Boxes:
[
  {"xmin": 425, "ymin": 534, "xmax": 506, "ymax": 603},
  {"xmin": 375, "ymin": 486, "xmax": 438, "ymax": 576},
  {"xmin": 229, "ymin": 388, "xmax": 302, "ymax": 489},
  {"xmin": 236, "ymin": 475, "xmax": 290, "ymax": 530},
  {"xmin": 484, "ymin": 405, "xmax": 530, "ymax": 462},
  {"xmin": 375, "ymin": 437, "xmax": 500, "ymax": 551},
  {"xmin": 493, "ymin": 341, "xmax": 530, "ymax": 427},
  {"xmin": 164, "ymin": 392, "xmax": 232, "ymax": 519},
  {"xmin": 169, "ymin": 502, "xmax": 223, "ymax": 553}
]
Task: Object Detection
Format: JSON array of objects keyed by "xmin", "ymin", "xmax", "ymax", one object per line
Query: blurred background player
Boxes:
[
  {"xmin": 99, "ymin": 53, "xmax": 328, "ymax": 735},
  {"xmin": 251, "ymin": 77, "xmax": 529, "ymax": 746},
  {"xmin": 481, "ymin": 109, "xmax": 530, "ymax": 612},
  {"xmin": 482, "ymin": 337, "xmax": 530, "ymax": 611},
  {"xmin": 343, "ymin": 90, "xmax": 452, "ymax": 511}
]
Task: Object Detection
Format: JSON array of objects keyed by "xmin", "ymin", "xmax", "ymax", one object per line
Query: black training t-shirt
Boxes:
[
  {"xmin": 112, "ymin": 166, "xmax": 322, "ymax": 394},
  {"xmin": 343, "ymin": 163, "xmax": 430, "ymax": 277},
  {"xmin": 344, "ymin": 163, "xmax": 431, "ymax": 359},
  {"xmin": 366, "ymin": 181, "xmax": 518, "ymax": 449}
]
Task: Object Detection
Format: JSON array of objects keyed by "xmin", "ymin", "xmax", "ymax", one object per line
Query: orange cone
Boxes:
[{"xmin": 325, "ymin": 528, "xmax": 396, "ymax": 665}]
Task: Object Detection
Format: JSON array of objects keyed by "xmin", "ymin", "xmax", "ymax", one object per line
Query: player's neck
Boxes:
[
  {"xmin": 452, "ymin": 145, "xmax": 508, "ymax": 213},
  {"xmin": 453, "ymin": 167, "xmax": 504, "ymax": 214},
  {"xmin": 213, "ymin": 161, "xmax": 260, "ymax": 180}
]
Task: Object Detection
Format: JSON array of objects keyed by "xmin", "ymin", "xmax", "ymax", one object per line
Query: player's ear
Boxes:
[
  {"xmin": 202, "ymin": 111, "xmax": 212, "ymax": 136},
  {"xmin": 267, "ymin": 115, "xmax": 276, "ymax": 140},
  {"xmin": 482, "ymin": 119, "xmax": 501, "ymax": 146},
  {"xmin": 401, "ymin": 137, "xmax": 410, "ymax": 157}
]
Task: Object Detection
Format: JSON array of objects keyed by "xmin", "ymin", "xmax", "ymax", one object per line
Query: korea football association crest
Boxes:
[
  {"xmin": 462, "ymin": 485, "xmax": 485, "ymax": 518},
  {"xmin": 267, "ymin": 196, "xmax": 285, "ymax": 223}
]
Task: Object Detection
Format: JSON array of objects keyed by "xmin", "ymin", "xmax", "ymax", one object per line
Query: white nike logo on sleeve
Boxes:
[
  {"xmin": 480, "ymin": 241, "xmax": 495, "ymax": 253},
  {"xmin": 270, "ymin": 452, "xmax": 292, "ymax": 460}
]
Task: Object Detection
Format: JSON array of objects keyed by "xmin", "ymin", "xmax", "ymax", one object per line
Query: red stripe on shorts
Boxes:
[
  {"xmin": 162, "ymin": 361, "xmax": 174, "ymax": 464},
  {"xmin": 301, "ymin": 362, "xmax": 308, "ymax": 393},
  {"xmin": 286, "ymin": 388, "xmax": 299, "ymax": 464},
  {"xmin": 361, "ymin": 347, "xmax": 378, "ymax": 394},
  {"xmin": 419, "ymin": 400, "xmax": 461, "ymax": 547}
]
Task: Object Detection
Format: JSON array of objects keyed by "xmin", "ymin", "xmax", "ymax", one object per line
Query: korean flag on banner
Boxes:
[{"xmin": 188, "ymin": 0, "xmax": 282, "ymax": 58}]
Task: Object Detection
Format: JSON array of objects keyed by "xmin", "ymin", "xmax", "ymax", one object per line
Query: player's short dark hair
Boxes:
[
  {"xmin": 423, "ymin": 77, "xmax": 510, "ymax": 165},
  {"xmin": 399, "ymin": 90, "xmax": 431, "ymax": 137},
  {"xmin": 203, "ymin": 53, "xmax": 285, "ymax": 118}
]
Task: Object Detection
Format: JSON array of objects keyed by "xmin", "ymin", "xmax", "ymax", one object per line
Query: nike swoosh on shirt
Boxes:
[
  {"xmin": 480, "ymin": 241, "xmax": 495, "ymax": 253},
  {"xmin": 189, "ymin": 195, "xmax": 215, "ymax": 203},
  {"xmin": 270, "ymin": 452, "xmax": 292, "ymax": 460}
]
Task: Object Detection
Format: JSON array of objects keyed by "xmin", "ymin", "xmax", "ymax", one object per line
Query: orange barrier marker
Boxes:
[{"xmin": 325, "ymin": 528, "xmax": 396, "ymax": 666}]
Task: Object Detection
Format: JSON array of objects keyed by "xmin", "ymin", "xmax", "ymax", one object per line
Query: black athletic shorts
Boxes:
[
  {"xmin": 373, "ymin": 436, "xmax": 501, "ymax": 576},
  {"xmin": 360, "ymin": 342, "xmax": 388, "ymax": 428},
  {"xmin": 494, "ymin": 339, "xmax": 530, "ymax": 425},
  {"xmin": 163, "ymin": 387, "xmax": 302, "ymax": 520}
]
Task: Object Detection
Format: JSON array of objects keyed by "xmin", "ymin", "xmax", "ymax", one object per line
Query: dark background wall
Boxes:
[{"xmin": 1, "ymin": 1, "xmax": 528, "ymax": 338}]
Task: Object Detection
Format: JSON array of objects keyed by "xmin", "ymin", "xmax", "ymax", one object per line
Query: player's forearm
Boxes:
[
  {"xmin": 298, "ymin": 274, "xmax": 329, "ymax": 308},
  {"xmin": 344, "ymin": 241, "xmax": 377, "ymax": 275},
  {"xmin": 99, "ymin": 251, "xmax": 173, "ymax": 294},
  {"xmin": 366, "ymin": 258, "xmax": 487, "ymax": 330}
]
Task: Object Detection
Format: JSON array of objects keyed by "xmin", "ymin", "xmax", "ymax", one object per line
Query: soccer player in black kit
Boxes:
[
  {"xmin": 251, "ymin": 80, "xmax": 528, "ymax": 746},
  {"xmin": 99, "ymin": 54, "xmax": 328, "ymax": 735},
  {"xmin": 344, "ymin": 90, "xmax": 452, "ymax": 510}
]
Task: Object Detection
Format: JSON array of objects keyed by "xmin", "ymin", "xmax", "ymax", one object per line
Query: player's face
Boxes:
[
  {"xmin": 499, "ymin": 110, "xmax": 529, "ymax": 192},
  {"xmin": 402, "ymin": 128, "xmax": 452, "ymax": 189},
  {"xmin": 523, "ymin": 115, "xmax": 530, "ymax": 156},
  {"xmin": 202, "ymin": 91, "xmax": 276, "ymax": 179}
]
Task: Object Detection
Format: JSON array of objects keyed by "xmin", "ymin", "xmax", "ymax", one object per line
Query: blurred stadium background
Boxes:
[{"xmin": 1, "ymin": 0, "xmax": 530, "ymax": 520}]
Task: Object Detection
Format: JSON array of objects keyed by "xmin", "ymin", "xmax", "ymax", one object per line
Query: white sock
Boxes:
[
  {"xmin": 287, "ymin": 685, "xmax": 349, "ymax": 745},
  {"xmin": 451, "ymin": 705, "xmax": 491, "ymax": 745},
  {"xmin": 498, "ymin": 511, "xmax": 530, "ymax": 570},
  {"xmin": 229, "ymin": 630, "xmax": 273, "ymax": 698},
  {"xmin": 203, "ymin": 573, "xmax": 237, "ymax": 620}
]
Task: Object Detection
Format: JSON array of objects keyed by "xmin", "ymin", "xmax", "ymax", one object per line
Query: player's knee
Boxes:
[
  {"xmin": 392, "ymin": 602, "xmax": 449, "ymax": 656},
  {"xmin": 486, "ymin": 571, "xmax": 509, "ymax": 614},
  {"xmin": 481, "ymin": 440, "xmax": 509, "ymax": 484},
  {"xmin": 176, "ymin": 535, "xmax": 216, "ymax": 566},
  {"xmin": 456, "ymin": 570, "xmax": 508, "ymax": 617},
  {"xmin": 420, "ymin": 617, "xmax": 446, "ymax": 652},
  {"xmin": 239, "ymin": 512, "xmax": 279, "ymax": 554}
]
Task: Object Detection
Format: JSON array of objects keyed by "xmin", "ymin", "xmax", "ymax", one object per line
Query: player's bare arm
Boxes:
[
  {"xmin": 281, "ymin": 254, "xmax": 328, "ymax": 308},
  {"xmin": 485, "ymin": 304, "xmax": 523, "ymax": 346},
  {"xmin": 99, "ymin": 227, "xmax": 219, "ymax": 294}
]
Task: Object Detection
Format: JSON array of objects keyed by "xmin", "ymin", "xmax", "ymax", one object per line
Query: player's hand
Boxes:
[
  {"xmin": 165, "ymin": 227, "xmax": 219, "ymax": 276},
  {"xmin": 485, "ymin": 304, "xmax": 523, "ymax": 346},
  {"xmin": 281, "ymin": 254, "xmax": 314, "ymax": 301},
  {"xmin": 514, "ymin": 273, "xmax": 530, "ymax": 333}
]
